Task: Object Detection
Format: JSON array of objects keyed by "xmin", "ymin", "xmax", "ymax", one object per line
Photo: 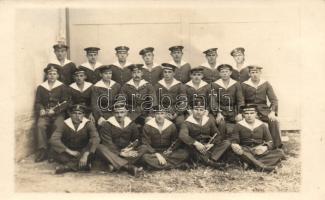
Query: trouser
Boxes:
[
  {"xmin": 51, "ymin": 150, "xmax": 93, "ymax": 171},
  {"xmin": 259, "ymin": 114, "xmax": 283, "ymax": 148},
  {"xmin": 36, "ymin": 114, "xmax": 65, "ymax": 150},
  {"xmin": 96, "ymin": 144, "xmax": 146, "ymax": 170},
  {"xmin": 141, "ymin": 148, "xmax": 189, "ymax": 170},
  {"xmin": 217, "ymin": 121, "xmax": 236, "ymax": 140}
]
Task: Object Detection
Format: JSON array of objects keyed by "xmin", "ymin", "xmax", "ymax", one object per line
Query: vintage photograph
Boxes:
[{"xmin": 12, "ymin": 2, "xmax": 304, "ymax": 194}]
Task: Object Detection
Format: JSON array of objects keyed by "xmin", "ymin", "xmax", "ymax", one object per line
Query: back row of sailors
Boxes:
[
  {"xmin": 35, "ymin": 56, "xmax": 283, "ymax": 169},
  {"xmin": 46, "ymin": 44, "xmax": 250, "ymax": 86}
]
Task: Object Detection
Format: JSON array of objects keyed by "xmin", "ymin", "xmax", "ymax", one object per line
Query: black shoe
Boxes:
[
  {"xmin": 107, "ymin": 164, "xmax": 115, "ymax": 173},
  {"xmin": 55, "ymin": 166, "xmax": 73, "ymax": 174},
  {"xmin": 177, "ymin": 163, "xmax": 190, "ymax": 170},
  {"xmin": 35, "ymin": 149, "xmax": 48, "ymax": 163},
  {"xmin": 127, "ymin": 165, "xmax": 142, "ymax": 177}
]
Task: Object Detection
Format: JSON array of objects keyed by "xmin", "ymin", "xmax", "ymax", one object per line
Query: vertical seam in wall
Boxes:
[{"xmin": 66, "ymin": 7, "xmax": 71, "ymax": 59}]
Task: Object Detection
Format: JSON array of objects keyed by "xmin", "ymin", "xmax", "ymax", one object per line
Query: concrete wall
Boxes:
[
  {"xmin": 69, "ymin": 5, "xmax": 301, "ymax": 130},
  {"xmin": 14, "ymin": 9, "xmax": 64, "ymax": 161}
]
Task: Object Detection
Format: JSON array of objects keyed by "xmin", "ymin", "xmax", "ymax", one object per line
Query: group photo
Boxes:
[{"xmin": 14, "ymin": 5, "xmax": 301, "ymax": 193}]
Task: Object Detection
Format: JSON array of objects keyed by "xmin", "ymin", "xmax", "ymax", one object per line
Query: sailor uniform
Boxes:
[
  {"xmin": 96, "ymin": 116, "xmax": 145, "ymax": 169},
  {"xmin": 184, "ymin": 80, "xmax": 212, "ymax": 111},
  {"xmin": 78, "ymin": 62, "xmax": 103, "ymax": 84},
  {"xmin": 91, "ymin": 79, "xmax": 122, "ymax": 122},
  {"xmin": 120, "ymin": 79, "xmax": 157, "ymax": 122},
  {"xmin": 241, "ymin": 78, "xmax": 282, "ymax": 148},
  {"xmin": 45, "ymin": 59, "xmax": 77, "ymax": 85},
  {"xmin": 141, "ymin": 118, "xmax": 189, "ymax": 169},
  {"xmin": 142, "ymin": 63, "xmax": 163, "ymax": 85},
  {"xmin": 231, "ymin": 66, "xmax": 250, "ymax": 82},
  {"xmin": 179, "ymin": 115, "xmax": 231, "ymax": 165},
  {"xmin": 169, "ymin": 60, "xmax": 191, "ymax": 84},
  {"xmin": 201, "ymin": 62, "xmax": 220, "ymax": 83},
  {"xmin": 110, "ymin": 61, "xmax": 133, "ymax": 85},
  {"xmin": 230, "ymin": 119, "xmax": 285, "ymax": 169},
  {"xmin": 69, "ymin": 81, "xmax": 93, "ymax": 109},
  {"xmin": 35, "ymin": 80, "xmax": 70, "ymax": 150},
  {"xmin": 50, "ymin": 117, "xmax": 100, "ymax": 171}
]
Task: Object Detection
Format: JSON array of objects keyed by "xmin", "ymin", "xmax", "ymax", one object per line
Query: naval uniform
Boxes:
[
  {"xmin": 169, "ymin": 60, "xmax": 191, "ymax": 84},
  {"xmin": 91, "ymin": 80, "xmax": 122, "ymax": 122},
  {"xmin": 35, "ymin": 80, "xmax": 70, "ymax": 150},
  {"xmin": 201, "ymin": 62, "xmax": 221, "ymax": 84},
  {"xmin": 211, "ymin": 78, "xmax": 245, "ymax": 136},
  {"xmin": 142, "ymin": 64, "xmax": 163, "ymax": 85},
  {"xmin": 78, "ymin": 62, "xmax": 103, "ymax": 84},
  {"xmin": 110, "ymin": 61, "xmax": 133, "ymax": 85},
  {"xmin": 45, "ymin": 59, "xmax": 77, "ymax": 85},
  {"xmin": 120, "ymin": 79, "xmax": 157, "ymax": 123},
  {"xmin": 230, "ymin": 119, "xmax": 285, "ymax": 169},
  {"xmin": 231, "ymin": 64, "xmax": 250, "ymax": 83},
  {"xmin": 154, "ymin": 78, "xmax": 187, "ymax": 128},
  {"xmin": 141, "ymin": 118, "xmax": 189, "ymax": 169},
  {"xmin": 69, "ymin": 81, "xmax": 93, "ymax": 109},
  {"xmin": 96, "ymin": 116, "xmax": 145, "ymax": 169},
  {"xmin": 241, "ymin": 78, "xmax": 282, "ymax": 148},
  {"xmin": 184, "ymin": 80, "xmax": 212, "ymax": 111},
  {"xmin": 179, "ymin": 115, "xmax": 231, "ymax": 165},
  {"xmin": 50, "ymin": 117, "xmax": 100, "ymax": 171}
]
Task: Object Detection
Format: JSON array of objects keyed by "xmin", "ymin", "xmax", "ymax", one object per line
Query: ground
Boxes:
[{"xmin": 15, "ymin": 131, "xmax": 300, "ymax": 193}]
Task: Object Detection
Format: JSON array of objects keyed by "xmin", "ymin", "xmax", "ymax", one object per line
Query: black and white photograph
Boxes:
[{"xmin": 1, "ymin": 0, "xmax": 325, "ymax": 199}]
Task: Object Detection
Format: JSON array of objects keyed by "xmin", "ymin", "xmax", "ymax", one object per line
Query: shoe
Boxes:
[
  {"xmin": 55, "ymin": 166, "xmax": 73, "ymax": 174},
  {"xmin": 258, "ymin": 165, "xmax": 276, "ymax": 173},
  {"xmin": 35, "ymin": 149, "xmax": 48, "ymax": 163},
  {"xmin": 127, "ymin": 165, "xmax": 142, "ymax": 177},
  {"xmin": 107, "ymin": 164, "xmax": 115, "ymax": 173},
  {"xmin": 177, "ymin": 163, "xmax": 190, "ymax": 170}
]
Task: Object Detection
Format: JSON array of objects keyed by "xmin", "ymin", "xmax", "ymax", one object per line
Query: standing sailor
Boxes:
[
  {"xmin": 201, "ymin": 48, "xmax": 221, "ymax": 83},
  {"xmin": 79, "ymin": 47, "xmax": 103, "ymax": 84},
  {"xmin": 168, "ymin": 45, "xmax": 191, "ymax": 84},
  {"xmin": 230, "ymin": 47, "xmax": 250, "ymax": 82},
  {"xmin": 139, "ymin": 47, "xmax": 163, "ymax": 85},
  {"xmin": 110, "ymin": 46, "xmax": 133, "ymax": 85}
]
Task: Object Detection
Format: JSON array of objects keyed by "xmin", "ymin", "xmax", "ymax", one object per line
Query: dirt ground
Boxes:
[{"xmin": 15, "ymin": 131, "xmax": 300, "ymax": 193}]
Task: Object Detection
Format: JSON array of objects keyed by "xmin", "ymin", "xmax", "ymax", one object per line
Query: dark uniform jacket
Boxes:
[
  {"xmin": 241, "ymin": 78, "xmax": 278, "ymax": 118},
  {"xmin": 50, "ymin": 117, "xmax": 100, "ymax": 153},
  {"xmin": 184, "ymin": 80, "xmax": 212, "ymax": 111},
  {"xmin": 45, "ymin": 59, "xmax": 77, "ymax": 85},
  {"xmin": 35, "ymin": 80, "xmax": 70, "ymax": 116},
  {"xmin": 154, "ymin": 78, "xmax": 187, "ymax": 114},
  {"xmin": 232, "ymin": 67, "xmax": 250, "ymax": 83},
  {"xmin": 211, "ymin": 78, "xmax": 244, "ymax": 122},
  {"xmin": 120, "ymin": 79, "xmax": 157, "ymax": 120},
  {"xmin": 69, "ymin": 82, "xmax": 93, "ymax": 108},
  {"xmin": 169, "ymin": 60, "xmax": 191, "ymax": 84},
  {"xmin": 91, "ymin": 79, "xmax": 122, "ymax": 121},
  {"xmin": 78, "ymin": 62, "xmax": 103, "ymax": 84},
  {"xmin": 99, "ymin": 116, "xmax": 139, "ymax": 154},
  {"xmin": 110, "ymin": 61, "xmax": 133, "ymax": 85},
  {"xmin": 201, "ymin": 62, "xmax": 220, "ymax": 83},
  {"xmin": 142, "ymin": 64, "xmax": 163, "ymax": 85},
  {"xmin": 179, "ymin": 115, "xmax": 221, "ymax": 145},
  {"xmin": 142, "ymin": 118, "xmax": 178, "ymax": 153}
]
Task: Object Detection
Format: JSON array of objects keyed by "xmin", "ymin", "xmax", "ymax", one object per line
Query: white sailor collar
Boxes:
[
  {"xmin": 112, "ymin": 61, "xmax": 133, "ymax": 68},
  {"xmin": 126, "ymin": 79, "xmax": 148, "ymax": 89},
  {"xmin": 107, "ymin": 116, "xmax": 132, "ymax": 129},
  {"xmin": 40, "ymin": 80, "xmax": 63, "ymax": 91},
  {"xmin": 70, "ymin": 81, "xmax": 93, "ymax": 92},
  {"xmin": 238, "ymin": 119, "xmax": 264, "ymax": 131},
  {"xmin": 158, "ymin": 78, "xmax": 180, "ymax": 90},
  {"xmin": 214, "ymin": 78, "xmax": 237, "ymax": 89},
  {"xmin": 94, "ymin": 79, "xmax": 116, "ymax": 89},
  {"xmin": 185, "ymin": 114, "xmax": 210, "ymax": 126},
  {"xmin": 50, "ymin": 59, "xmax": 72, "ymax": 66},
  {"xmin": 169, "ymin": 60, "xmax": 187, "ymax": 67},
  {"xmin": 146, "ymin": 118, "xmax": 173, "ymax": 133},
  {"xmin": 80, "ymin": 61, "xmax": 103, "ymax": 71},
  {"xmin": 243, "ymin": 78, "xmax": 267, "ymax": 89},
  {"xmin": 200, "ymin": 62, "xmax": 218, "ymax": 69},
  {"xmin": 142, "ymin": 63, "xmax": 160, "ymax": 71},
  {"xmin": 186, "ymin": 80, "xmax": 208, "ymax": 90},
  {"xmin": 64, "ymin": 117, "xmax": 90, "ymax": 132}
]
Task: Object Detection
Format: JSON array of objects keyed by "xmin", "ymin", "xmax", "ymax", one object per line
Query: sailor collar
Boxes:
[
  {"xmin": 69, "ymin": 81, "xmax": 92, "ymax": 92},
  {"xmin": 94, "ymin": 79, "xmax": 116, "ymax": 89},
  {"xmin": 40, "ymin": 80, "xmax": 63, "ymax": 91},
  {"xmin": 142, "ymin": 63, "xmax": 160, "ymax": 71},
  {"xmin": 243, "ymin": 78, "xmax": 267, "ymax": 89},
  {"xmin": 80, "ymin": 61, "xmax": 103, "ymax": 71},
  {"xmin": 64, "ymin": 117, "xmax": 90, "ymax": 132},
  {"xmin": 146, "ymin": 118, "xmax": 173, "ymax": 133},
  {"xmin": 186, "ymin": 80, "xmax": 208, "ymax": 90},
  {"xmin": 238, "ymin": 119, "xmax": 264, "ymax": 131},
  {"xmin": 185, "ymin": 114, "xmax": 209, "ymax": 126},
  {"xmin": 200, "ymin": 62, "xmax": 218, "ymax": 69},
  {"xmin": 169, "ymin": 60, "xmax": 187, "ymax": 67},
  {"xmin": 112, "ymin": 61, "xmax": 133, "ymax": 69},
  {"xmin": 126, "ymin": 79, "xmax": 148, "ymax": 89},
  {"xmin": 158, "ymin": 78, "xmax": 180, "ymax": 90},
  {"xmin": 107, "ymin": 116, "xmax": 132, "ymax": 129},
  {"xmin": 214, "ymin": 78, "xmax": 237, "ymax": 89},
  {"xmin": 50, "ymin": 59, "xmax": 72, "ymax": 66}
]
